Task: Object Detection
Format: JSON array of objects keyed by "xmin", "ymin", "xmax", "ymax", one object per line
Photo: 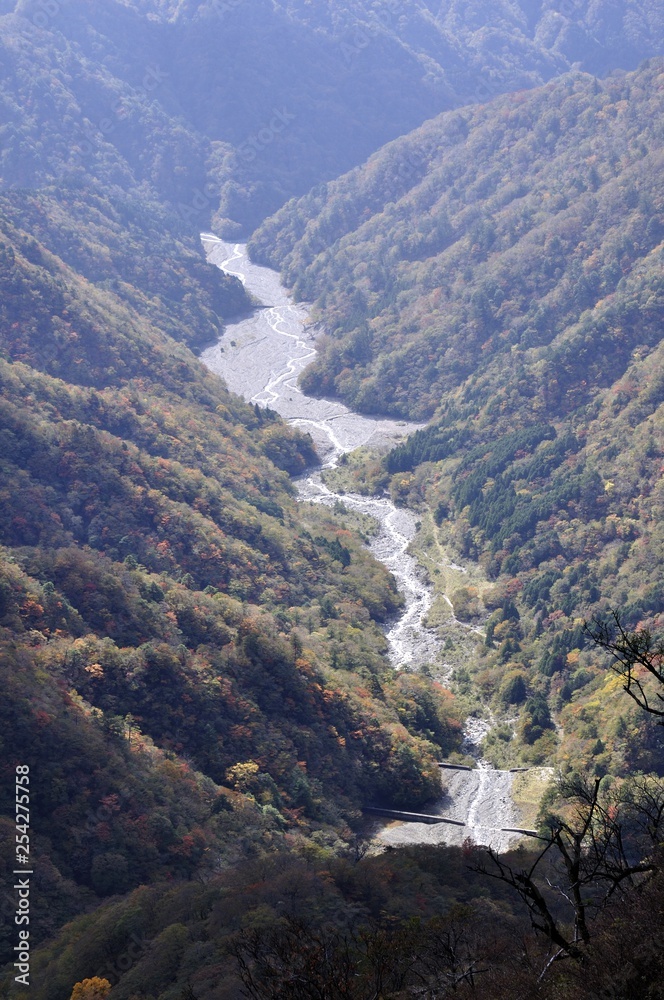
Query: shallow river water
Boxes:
[{"xmin": 200, "ymin": 236, "xmax": 524, "ymax": 852}]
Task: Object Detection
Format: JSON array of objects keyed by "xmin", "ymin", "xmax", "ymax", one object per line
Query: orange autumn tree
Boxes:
[{"xmin": 70, "ymin": 977, "xmax": 111, "ymax": 1000}]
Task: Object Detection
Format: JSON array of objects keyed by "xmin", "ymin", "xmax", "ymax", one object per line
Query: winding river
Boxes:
[
  {"xmin": 200, "ymin": 235, "xmax": 525, "ymax": 852},
  {"xmin": 200, "ymin": 236, "xmax": 438, "ymax": 669}
]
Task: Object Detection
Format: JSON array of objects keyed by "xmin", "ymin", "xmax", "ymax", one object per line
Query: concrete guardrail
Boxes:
[
  {"xmin": 363, "ymin": 806, "xmax": 466, "ymax": 827},
  {"xmin": 501, "ymin": 826, "xmax": 539, "ymax": 837}
]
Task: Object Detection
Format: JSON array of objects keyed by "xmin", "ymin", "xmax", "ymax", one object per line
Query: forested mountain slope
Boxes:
[
  {"xmin": 9, "ymin": 840, "xmax": 530, "ymax": 1000},
  {"xmin": 252, "ymin": 60, "xmax": 664, "ymax": 775},
  {"xmin": 0, "ymin": 188, "xmax": 473, "ymax": 947},
  {"xmin": 0, "ymin": 1, "xmax": 463, "ymax": 969},
  {"xmin": 0, "ymin": 2, "xmax": 251, "ymax": 349},
  {"xmin": 0, "ymin": 211, "xmax": 464, "ymax": 973},
  {"xmin": 1, "ymin": 4, "xmax": 663, "ymax": 996},
  {"xmin": 2, "ymin": 0, "xmax": 663, "ymax": 232},
  {"xmin": 252, "ymin": 62, "xmax": 663, "ymax": 418}
]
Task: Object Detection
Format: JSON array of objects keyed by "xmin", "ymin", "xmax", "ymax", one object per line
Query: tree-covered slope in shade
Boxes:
[
  {"xmin": 150, "ymin": 0, "xmax": 664, "ymax": 232},
  {"xmin": 7, "ymin": 846, "xmax": 526, "ymax": 1000},
  {"xmin": 251, "ymin": 60, "xmax": 664, "ymax": 776},
  {"xmin": 2, "ymin": 0, "xmax": 663, "ymax": 233},
  {"xmin": 0, "ymin": 186, "xmax": 249, "ymax": 355},
  {"xmin": 13, "ymin": 806, "xmax": 664, "ymax": 1000},
  {"xmin": 0, "ymin": 2, "xmax": 253, "ymax": 353}
]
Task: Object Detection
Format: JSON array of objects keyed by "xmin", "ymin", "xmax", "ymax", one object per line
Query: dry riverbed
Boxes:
[{"xmin": 200, "ymin": 236, "xmax": 551, "ymax": 851}]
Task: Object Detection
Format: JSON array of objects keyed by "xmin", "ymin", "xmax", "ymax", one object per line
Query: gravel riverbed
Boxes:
[{"xmin": 200, "ymin": 235, "xmax": 526, "ymax": 851}]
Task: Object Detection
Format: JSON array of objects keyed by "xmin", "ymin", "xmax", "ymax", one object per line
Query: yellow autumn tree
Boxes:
[
  {"xmin": 225, "ymin": 760, "xmax": 260, "ymax": 791},
  {"xmin": 70, "ymin": 977, "xmax": 111, "ymax": 1000}
]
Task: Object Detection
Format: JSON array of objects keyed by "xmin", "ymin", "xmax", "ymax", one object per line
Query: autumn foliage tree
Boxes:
[{"xmin": 69, "ymin": 978, "xmax": 111, "ymax": 1000}]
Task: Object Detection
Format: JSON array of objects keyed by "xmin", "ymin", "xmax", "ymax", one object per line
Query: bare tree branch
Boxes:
[
  {"xmin": 472, "ymin": 773, "xmax": 660, "ymax": 967},
  {"xmin": 584, "ymin": 612, "xmax": 664, "ymax": 720}
]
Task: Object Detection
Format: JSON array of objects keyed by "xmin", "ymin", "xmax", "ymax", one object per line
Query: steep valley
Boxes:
[
  {"xmin": 0, "ymin": 3, "xmax": 663, "ymax": 996},
  {"xmin": 200, "ymin": 237, "xmax": 547, "ymax": 854}
]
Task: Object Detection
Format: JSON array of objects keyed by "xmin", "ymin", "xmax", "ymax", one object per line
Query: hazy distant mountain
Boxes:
[
  {"xmin": 137, "ymin": 0, "xmax": 664, "ymax": 231},
  {"xmin": 2, "ymin": 0, "xmax": 663, "ymax": 232}
]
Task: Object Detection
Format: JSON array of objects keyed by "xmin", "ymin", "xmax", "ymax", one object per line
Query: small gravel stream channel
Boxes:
[{"xmin": 200, "ymin": 236, "xmax": 524, "ymax": 852}]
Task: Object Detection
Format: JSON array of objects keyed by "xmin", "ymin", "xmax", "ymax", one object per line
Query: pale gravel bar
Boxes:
[{"xmin": 200, "ymin": 235, "xmax": 526, "ymax": 851}]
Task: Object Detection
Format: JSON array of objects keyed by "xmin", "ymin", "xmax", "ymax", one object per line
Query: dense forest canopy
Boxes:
[
  {"xmin": 252, "ymin": 58, "xmax": 664, "ymax": 786},
  {"xmin": 251, "ymin": 62, "xmax": 664, "ymax": 418},
  {"xmin": 0, "ymin": 0, "xmax": 663, "ymax": 996}
]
